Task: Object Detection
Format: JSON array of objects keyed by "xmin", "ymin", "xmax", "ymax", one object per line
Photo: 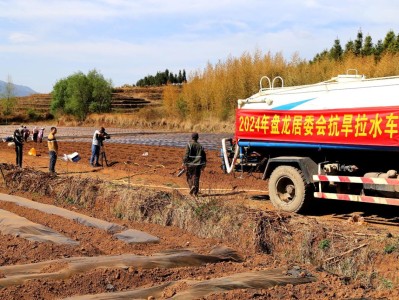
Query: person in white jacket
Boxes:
[{"xmin": 90, "ymin": 127, "xmax": 107, "ymax": 167}]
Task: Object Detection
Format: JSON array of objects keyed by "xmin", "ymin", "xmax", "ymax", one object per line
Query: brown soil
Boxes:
[{"xmin": 0, "ymin": 137, "xmax": 399, "ymax": 299}]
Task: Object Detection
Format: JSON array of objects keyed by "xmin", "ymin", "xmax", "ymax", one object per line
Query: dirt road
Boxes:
[{"xmin": 0, "ymin": 128, "xmax": 399, "ymax": 299}]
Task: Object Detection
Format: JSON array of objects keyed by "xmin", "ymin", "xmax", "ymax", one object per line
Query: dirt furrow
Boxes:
[{"xmin": 1, "ymin": 131, "xmax": 399, "ymax": 299}]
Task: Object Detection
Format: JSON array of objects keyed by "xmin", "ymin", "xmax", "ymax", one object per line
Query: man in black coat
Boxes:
[
  {"xmin": 13, "ymin": 128, "xmax": 24, "ymax": 167},
  {"xmin": 183, "ymin": 132, "xmax": 207, "ymax": 196}
]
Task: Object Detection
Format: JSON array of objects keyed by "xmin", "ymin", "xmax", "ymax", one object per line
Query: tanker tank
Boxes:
[{"xmin": 235, "ymin": 71, "xmax": 399, "ymax": 150}]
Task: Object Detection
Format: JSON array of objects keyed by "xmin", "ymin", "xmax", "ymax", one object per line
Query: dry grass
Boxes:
[
  {"xmin": 56, "ymin": 110, "xmax": 234, "ymax": 133},
  {"xmin": 1, "ymin": 164, "xmax": 394, "ymax": 287},
  {"xmin": 113, "ymin": 188, "xmax": 256, "ymax": 254},
  {"xmin": 2, "ymin": 165, "xmax": 102, "ymax": 208}
]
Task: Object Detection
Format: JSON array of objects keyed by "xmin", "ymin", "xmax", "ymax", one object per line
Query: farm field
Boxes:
[
  {"xmin": 0, "ymin": 128, "xmax": 399, "ymax": 299},
  {"xmin": 13, "ymin": 86, "xmax": 164, "ymax": 115}
]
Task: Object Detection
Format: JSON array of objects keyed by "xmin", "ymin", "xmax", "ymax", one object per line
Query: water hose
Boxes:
[{"xmin": 221, "ymin": 138, "xmax": 239, "ymax": 174}]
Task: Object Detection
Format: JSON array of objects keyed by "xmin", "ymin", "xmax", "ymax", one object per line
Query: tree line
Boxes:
[
  {"xmin": 136, "ymin": 69, "xmax": 187, "ymax": 86},
  {"xmin": 313, "ymin": 30, "xmax": 399, "ymax": 61},
  {"xmin": 164, "ymin": 30, "xmax": 399, "ymax": 123}
]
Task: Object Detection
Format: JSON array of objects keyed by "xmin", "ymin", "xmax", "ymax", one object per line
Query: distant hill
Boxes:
[{"xmin": 0, "ymin": 80, "xmax": 37, "ymax": 97}]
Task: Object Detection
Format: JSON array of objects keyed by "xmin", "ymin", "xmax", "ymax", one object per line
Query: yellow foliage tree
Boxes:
[
  {"xmin": 163, "ymin": 85, "xmax": 181, "ymax": 117},
  {"xmin": 166, "ymin": 51, "xmax": 399, "ymax": 123}
]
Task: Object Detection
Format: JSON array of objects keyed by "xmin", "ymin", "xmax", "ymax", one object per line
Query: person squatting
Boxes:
[{"xmin": 183, "ymin": 132, "xmax": 207, "ymax": 197}]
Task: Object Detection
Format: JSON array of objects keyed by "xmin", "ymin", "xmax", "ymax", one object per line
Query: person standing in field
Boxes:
[
  {"xmin": 38, "ymin": 128, "xmax": 45, "ymax": 143},
  {"xmin": 47, "ymin": 127, "xmax": 58, "ymax": 174},
  {"xmin": 90, "ymin": 127, "xmax": 106, "ymax": 167},
  {"xmin": 183, "ymin": 132, "xmax": 207, "ymax": 197},
  {"xmin": 22, "ymin": 126, "xmax": 30, "ymax": 142},
  {"xmin": 13, "ymin": 127, "xmax": 24, "ymax": 167},
  {"xmin": 32, "ymin": 126, "xmax": 39, "ymax": 143}
]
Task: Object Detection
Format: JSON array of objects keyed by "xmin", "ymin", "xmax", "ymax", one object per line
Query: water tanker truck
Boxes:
[{"xmin": 221, "ymin": 70, "xmax": 399, "ymax": 212}]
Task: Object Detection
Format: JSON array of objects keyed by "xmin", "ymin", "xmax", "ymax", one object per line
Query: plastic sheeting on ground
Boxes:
[
  {"xmin": 171, "ymin": 268, "xmax": 316, "ymax": 300},
  {"xmin": 0, "ymin": 209, "xmax": 78, "ymax": 245},
  {"xmin": 114, "ymin": 229, "xmax": 159, "ymax": 244},
  {"xmin": 0, "ymin": 193, "xmax": 161, "ymax": 243},
  {"xmin": 0, "ymin": 247, "xmax": 241, "ymax": 288},
  {"xmin": 0, "ymin": 193, "xmax": 124, "ymax": 233},
  {"xmin": 62, "ymin": 268, "xmax": 316, "ymax": 300}
]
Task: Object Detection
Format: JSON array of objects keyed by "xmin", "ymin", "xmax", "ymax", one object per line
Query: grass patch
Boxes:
[
  {"xmin": 319, "ymin": 239, "xmax": 331, "ymax": 250},
  {"xmin": 384, "ymin": 244, "xmax": 396, "ymax": 254},
  {"xmin": 2, "ymin": 163, "xmax": 397, "ymax": 289}
]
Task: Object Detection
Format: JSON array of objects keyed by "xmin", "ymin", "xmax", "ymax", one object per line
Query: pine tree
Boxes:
[
  {"xmin": 344, "ymin": 40, "xmax": 355, "ymax": 55},
  {"xmin": 329, "ymin": 38, "xmax": 343, "ymax": 60},
  {"xmin": 362, "ymin": 35, "xmax": 374, "ymax": 56},
  {"xmin": 178, "ymin": 70, "xmax": 183, "ymax": 83},
  {"xmin": 374, "ymin": 39, "xmax": 384, "ymax": 58},
  {"xmin": 354, "ymin": 30, "xmax": 363, "ymax": 56},
  {"xmin": 383, "ymin": 30, "xmax": 396, "ymax": 52},
  {"xmin": 182, "ymin": 69, "xmax": 187, "ymax": 82}
]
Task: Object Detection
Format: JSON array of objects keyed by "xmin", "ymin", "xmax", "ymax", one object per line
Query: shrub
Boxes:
[
  {"xmin": 384, "ymin": 244, "xmax": 396, "ymax": 254},
  {"xmin": 51, "ymin": 69, "xmax": 112, "ymax": 121},
  {"xmin": 27, "ymin": 108, "xmax": 38, "ymax": 120},
  {"xmin": 319, "ymin": 239, "xmax": 331, "ymax": 250}
]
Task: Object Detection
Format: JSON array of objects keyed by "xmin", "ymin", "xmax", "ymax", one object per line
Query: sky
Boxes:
[{"xmin": 1, "ymin": 0, "xmax": 399, "ymax": 93}]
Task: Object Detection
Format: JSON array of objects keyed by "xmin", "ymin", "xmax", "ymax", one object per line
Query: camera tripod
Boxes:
[{"xmin": 99, "ymin": 145, "xmax": 109, "ymax": 167}]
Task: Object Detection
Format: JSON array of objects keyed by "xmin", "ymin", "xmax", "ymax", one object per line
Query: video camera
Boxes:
[
  {"xmin": 98, "ymin": 128, "xmax": 111, "ymax": 147},
  {"xmin": 102, "ymin": 132, "xmax": 111, "ymax": 140},
  {"xmin": 99, "ymin": 127, "xmax": 111, "ymax": 141}
]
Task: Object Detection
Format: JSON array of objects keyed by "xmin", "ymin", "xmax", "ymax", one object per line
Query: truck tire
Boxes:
[{"xmin": 268, "ymin": 165, "xmax": 311, "ymax": 213}]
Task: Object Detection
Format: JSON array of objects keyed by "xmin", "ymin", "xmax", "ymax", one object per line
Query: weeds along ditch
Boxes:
[{"xmin": 1, "ymin": 164, "xmax": 398, "ymax": 288}]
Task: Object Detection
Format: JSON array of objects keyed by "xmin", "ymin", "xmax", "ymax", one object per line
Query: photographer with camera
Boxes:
[{"xmin": 90, "ymin": 127, "xmax": 109, "ymax": 167}]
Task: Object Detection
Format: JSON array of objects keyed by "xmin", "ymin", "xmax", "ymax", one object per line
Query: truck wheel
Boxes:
[{"xmin": 268, "ymin": 165, "xmax": 310, "ymax": 213}]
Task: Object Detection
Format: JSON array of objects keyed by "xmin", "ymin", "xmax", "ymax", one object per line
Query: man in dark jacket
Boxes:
[
  {"xmin": 13, "ymin": 128, "xmax": 23, "ymax": 167},
  {"xmin": 183, "ymin": 132, "xmax": 207, "ymax": 196}
]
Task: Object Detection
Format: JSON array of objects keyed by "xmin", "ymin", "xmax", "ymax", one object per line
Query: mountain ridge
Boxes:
[{"xmin": 0, "ymin": 80, "xmax": 37, "ymax": 97}]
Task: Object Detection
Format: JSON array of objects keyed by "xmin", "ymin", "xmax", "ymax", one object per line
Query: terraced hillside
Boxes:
[
  {"xmin": 16, "ymin": 94, "xmax": 52, "ymax": 114},
  {"xmin": 14, "ymin": 86, "xmax": 165, "ymax": 114},
  {"xmin": 111, "ymin": 86, "xmax": 164, "ymax": 112}
]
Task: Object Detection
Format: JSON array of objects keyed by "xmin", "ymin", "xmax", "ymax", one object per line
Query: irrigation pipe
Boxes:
[
  {"xmin": 114, "ymin": 169, "xmax": 158, "ymax": 181},
  {"xmin": 111, "ymin": 180, "xmax": 265, "ymax": 193}
]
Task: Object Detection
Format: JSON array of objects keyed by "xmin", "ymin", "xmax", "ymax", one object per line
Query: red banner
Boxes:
[{"xmin": 235, "ymin": 106, "xmax": 399, "ymax": 147}]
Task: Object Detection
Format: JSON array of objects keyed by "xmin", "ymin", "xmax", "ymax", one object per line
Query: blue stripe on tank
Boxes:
[{"xmin": 272, "ymin": 98, "xmax": 316, "ymax": 110}]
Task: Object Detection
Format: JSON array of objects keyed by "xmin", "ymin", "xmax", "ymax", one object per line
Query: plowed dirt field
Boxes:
[{"xmin": 0, "ymin": 127, "xmax": 399, "ymax": 299}]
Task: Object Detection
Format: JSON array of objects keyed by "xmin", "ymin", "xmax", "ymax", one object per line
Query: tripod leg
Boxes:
[{"xmin": 104, "ymin": 152, "xmax": 109, "ymax": 167}]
